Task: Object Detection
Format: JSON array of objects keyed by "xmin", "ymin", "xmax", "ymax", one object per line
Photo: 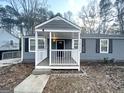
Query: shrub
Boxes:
[
  {"xmin": 103, "ymin": 58, "xmax": 115, "ymax": 64},
  {"xmin": 110, "ymin": 58, "xmax": 115, "ymax": 63},
  {"xmin": 103, "ymin": 57, "xmax": 109, "ymax": 64}
]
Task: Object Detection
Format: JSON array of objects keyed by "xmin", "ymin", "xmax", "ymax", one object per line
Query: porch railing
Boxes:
[
  {"xmin": 36, "ymin": 49, "xmax": 47, "ymax": 65},
  {"xmin": 51, "ymin": 49, "xmax": 79, "ymax": 65}
]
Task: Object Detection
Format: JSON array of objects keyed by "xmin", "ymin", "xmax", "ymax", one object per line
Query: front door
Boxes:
[
  {"xmin": 57, "ymin": 40, "xmax": 64, "ymax": 57},
  {"xmin": 57, "ymin": 40, "xmax": 64, "ymax": 49}
]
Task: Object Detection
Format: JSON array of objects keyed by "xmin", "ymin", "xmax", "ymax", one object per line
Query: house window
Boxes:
[
  {"xmin": 73, "ymin": 39, "xmax": 78, "ymax": 49},
  {"xmin": 100, "ymin": 39, "xmax": 109, "ymax": 53},
  {"xmin": 29, "ymin": 38, "xmax": 45, "ymax": 52},
  {"xmin": 29, "ymin": 38, "xmax": 35, "ymax": 52},
  {"xmin": 38, "ymin": 39, "xmax": 45, "ymax": 49}
]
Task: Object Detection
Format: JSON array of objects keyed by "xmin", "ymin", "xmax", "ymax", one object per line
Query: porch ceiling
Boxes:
[{"xmin": 37, "ymin": 32, "xmax": 79, "ymax": 39}]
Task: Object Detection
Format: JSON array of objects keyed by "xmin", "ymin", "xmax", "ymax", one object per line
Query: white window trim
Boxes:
[
  {"xmin": 100, "ymin": 39, "xmax": 109, "ymax": 53},
  {"xmin": 29, "ymin": 38, "xmax": 35, "ymax": 52},
  {"xmin": 29, "ymin": 38, "xmax": 45, "ymax": 52},
  {"xmin": 72, "ymin": 39, "xmax": 78, "ymax": 49},
  {"xmin": 38, "ymin": 38, "xmax": 45, "ymax": 51}
]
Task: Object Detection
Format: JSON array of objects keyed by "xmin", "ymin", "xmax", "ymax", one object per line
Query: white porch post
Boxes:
[
  {"xmin": 49, "ymin": 32, "xmax": 52, "ymax": 65},
  {"xmin": 35, "ymin": 31, "xmax": 38, "ymax": 68},
  {"xmin": 78, "ymin": 32, "xmax": 80, "ymax": 71},
  {"xmin": 21, "ymin": 35, "xmax": 23, "ymax": 62}
]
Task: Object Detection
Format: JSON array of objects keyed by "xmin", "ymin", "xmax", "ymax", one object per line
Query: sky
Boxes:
[
  {"xmin": 47, "ymin": 0, "xmax": 88, "ymax": 15},
  {"xmin": 47, "ymin": 0, "xmax": 89, "ymax": 25},
  {"xmin": 0, "ymin": 0, "xmax": 88, "ymax": 16},
  {"xmin": 0, "ymin": 0, "xmax": 89, "ymax": 25}
]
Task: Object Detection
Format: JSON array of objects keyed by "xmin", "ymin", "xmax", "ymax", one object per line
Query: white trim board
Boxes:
[
  {"xmin": 29, "ymin": 38, "xmax": 35, "ymax": 52},
  {"xmin": 81, "ymin": 37, "xmax": 124, "ymax": 39},
  {"xmin": 36, "ymin": 66, "xmax": 80, "ymax": 70},
  {"xmin": 21, "ymin": 37, "xmax": 23, "ymax": 62},
  {"xmin": 72, "ymin": 39, "xmax": 78, "ymax": 49},
  {"xmin": 35, "ymin": 29, "xmax": 80, "ymax": 32},
  {"xmin": 100, "ymin": 39, "xmax": 109, "ymax": 53}
]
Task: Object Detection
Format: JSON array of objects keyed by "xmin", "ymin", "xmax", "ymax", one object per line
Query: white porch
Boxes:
[
  {"xmin": 34, "ymin": 32, "xmax": 80, "ymax": 70},
  {"xmin": 34, "ymin": 16, "xmax": 81, "ymax": 70}
]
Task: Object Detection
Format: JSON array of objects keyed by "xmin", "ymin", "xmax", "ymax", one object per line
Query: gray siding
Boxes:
[
  {"xmin": 65, "ymin": 39, "xmax": 72, "ymax": 49},
  {"xmin": 37, "ymin": 18, "xmax": 79, "ymax": 30},
  {"xmin": 23, "ymin": 38, "xmax": 72, "ymax": 62},
  {"xmin": 23, "ymin": 38, "xmax": 35, "ymax": 62},
  {"xmin": 23, "ymin": 37, "xmax": 124, "ymax": 62},
  {"xmin": 52, "ymin": 39, "xmax": 72, "ymax": 49},
  {"xmin": 80, "ymin": 38, "xmax": 124, "ymax": 61}
]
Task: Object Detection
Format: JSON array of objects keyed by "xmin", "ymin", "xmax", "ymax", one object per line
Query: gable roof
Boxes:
[
  {"xmin": 0, "ymin": 28, "xmax": 19, "ymax": 39},
  {"xmin": 35, "ymin": 16, "xmax": 81, "ymax": 31}
]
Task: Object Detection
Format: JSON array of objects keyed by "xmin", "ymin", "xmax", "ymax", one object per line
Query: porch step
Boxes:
[{"xmin": 32, "ymin": 69, "xmax": 51, "ymax": 75}]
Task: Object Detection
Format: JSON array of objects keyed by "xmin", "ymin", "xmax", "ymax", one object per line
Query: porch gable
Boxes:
[{"xmin": 35, "ymin": 16, "xmax": 81, "ymax": 31}]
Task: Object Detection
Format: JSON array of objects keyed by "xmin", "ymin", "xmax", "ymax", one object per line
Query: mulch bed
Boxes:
[
  {"xmin": 43, "ymin": 63, "xmax": 124, "ymax": 93},
  {"xmin": 0, "ymin": 63, "xmax": 34, "ymax": 92}
]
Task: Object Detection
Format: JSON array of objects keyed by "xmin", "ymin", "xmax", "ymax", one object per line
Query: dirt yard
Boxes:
[
  {"xmin": 0, "ymin": 63, "xmax": 34, "ymax": 92},
  {"xmin": 43, "ymin": 63, "xmax": 124, "ymax": 93}
]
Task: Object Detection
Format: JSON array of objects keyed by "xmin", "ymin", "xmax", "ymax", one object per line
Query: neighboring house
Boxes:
[
  {"xmin": 0, "ymin": 29, "xmax": 20, "ymax": 60},
  {"xmin": 21, "ymin": 16, "xmax": 124, "ymax": 70}
]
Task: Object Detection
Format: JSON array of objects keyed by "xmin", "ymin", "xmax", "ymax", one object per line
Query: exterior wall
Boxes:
[
  {"xmin": 52, "ymin": 39, "xmax": 72, "ymax": 49},
  {"xmin": 23, "ymin": 38, "xmax": 72, "ymax": 63},
  {"xmin": 23, "ymin": 38, "xmax": 35, "ymax": 63},
  {"xmin": 65, "ymin": 39, "xmax": 72, "ymax": 49},
  {"xmin": 0, "ymin": 30, "xmax": 20, "ymax": 60},
  {"xmin": 23, "ymin": 36, "xmax": 124, "ymax": 63},
  {"xmin": 80, "ymin": 38, "xmax": 124, "ymax": 62}
]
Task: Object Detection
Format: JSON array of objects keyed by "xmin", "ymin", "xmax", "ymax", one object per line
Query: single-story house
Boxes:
[
  {"xmin": 21, "ymin": 16, "xmax": 124, "ymax": 70},
  {"xmin": 0, "ymin": 28, "xmax": 20, "ymax": 60}
]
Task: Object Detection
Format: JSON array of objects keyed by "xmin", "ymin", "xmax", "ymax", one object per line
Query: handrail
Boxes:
[{"xmin": 51, "ymin": 49, "xmax": 78, "ymax": 51}]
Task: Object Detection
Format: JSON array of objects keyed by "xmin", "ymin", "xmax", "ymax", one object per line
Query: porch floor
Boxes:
[
  {"xmin": 38, "ymin": 58, "xmax": 49, "ymax": 66},
  {"xmin": 38, "ymin": 58, "xmax": 78, "ymax": 66}
]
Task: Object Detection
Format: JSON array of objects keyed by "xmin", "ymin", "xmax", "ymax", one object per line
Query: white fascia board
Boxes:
[
  {"xmin": 81, "ymin": 36, "xmax": 124, "ymax": 39},
  {"xmin": 35, "ymin": 17, "xmax": 58, "ymax": 29},
  {"xmin": 35, "ymin": 29, "xmax": 80, "ymax": 32},
  {"xmin": 46, "ymin": 30, "xmax": 80, "ymax": 32}
]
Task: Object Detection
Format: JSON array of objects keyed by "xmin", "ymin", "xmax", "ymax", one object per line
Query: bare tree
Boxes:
[
  {"xmin": 115, "ymin": 0, "xmax": 124, "ymax": 34},
  {"xmin": 64, "ymin": 11, "xmax": 73, "ymax": 21},
  {"xmin": 99, "ymin": 0, "xmax": 114, "ymax": 34},
  {"xmin": 6, "ymin": 0, "xmax": 49, "ymax": 35},
  {"xmin": 79, "ymin": 0, "xmax": 100, "ymax": 34}
]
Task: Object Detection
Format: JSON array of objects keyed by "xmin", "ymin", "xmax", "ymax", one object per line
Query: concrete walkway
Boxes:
[{"xmin": 14, "ymin": 74, "xmax": 49, "ymax": 93}]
